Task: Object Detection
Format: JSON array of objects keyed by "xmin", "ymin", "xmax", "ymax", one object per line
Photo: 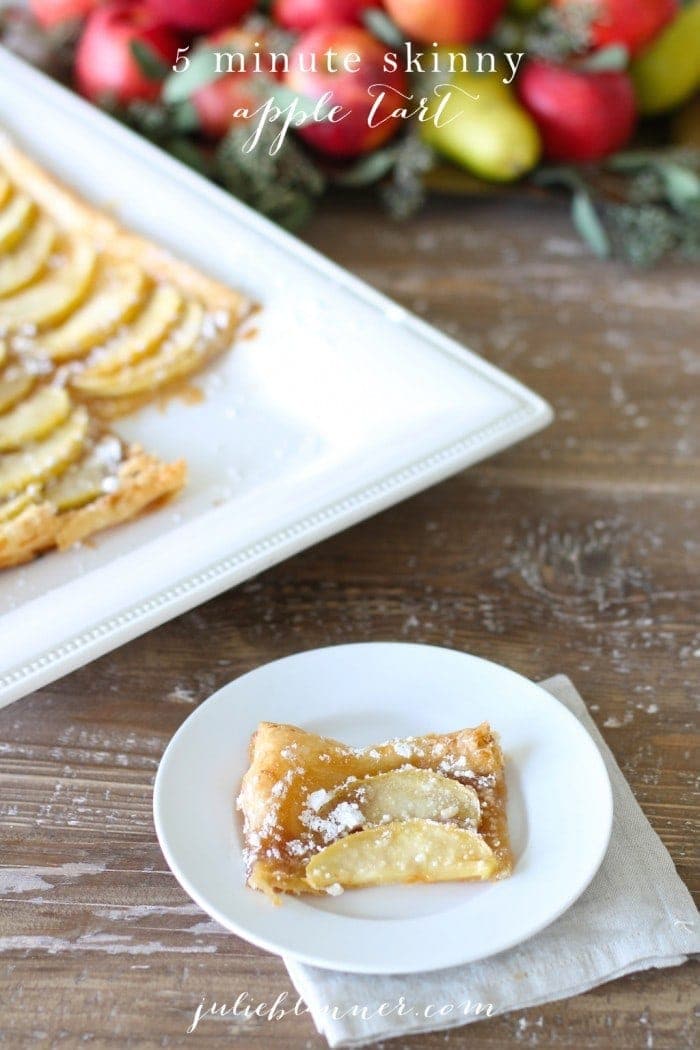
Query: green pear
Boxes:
[
  {"xmin": 422, "ymin": 71, "xmax": 541, "ymax": 183},
  {"xmin": 631, "ymin": 0, "xmax": 700, "ymax": 115}
]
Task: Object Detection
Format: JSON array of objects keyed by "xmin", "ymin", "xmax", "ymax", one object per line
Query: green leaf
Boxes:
[
  {"xmin": 659, "ymin": 162, "xmax": 700, "ymax": 212},
  {"xmin": 333, "ymin": 147, "xmax": 399, "ymax": 187},
  {"xmin": 579, "ymin": 44, "xmax": 629, "ymax": 72},
  {"xmin": 534, "ymin": 165, "xmax": 585, "ymax": 192},
  {"xmin": 608, "ymin": 150, "xmax": 673, "ymax": 171},
  {"xmin": 571, "ymin": 191, "xmax": 610, "ymax": 258},
  {"xmin": 607, "ymin": 148, "xmax": 700, "ymax": 173},
  {"xmin": 261, "ymin": 85, "xmax": 333, "ymax": 127},
  {"xmin": 130, "ymin": 40, "xmax": 168, "ymax": 83},
  {"xmin": 171, "ymin": 100, "xmax": 200, "ymax": 134},
  {"xmin": 163, "ymin": 47, "xmax": 225, "ymax": 104},
  {"xmin": 362, "ymin": 8, "xmax": 405, "ymax": 48}
]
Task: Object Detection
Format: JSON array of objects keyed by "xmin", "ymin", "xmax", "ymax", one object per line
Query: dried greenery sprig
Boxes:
[{"xmin": 535, "ymin": 148, "xmax": 700, "ymax": 266}]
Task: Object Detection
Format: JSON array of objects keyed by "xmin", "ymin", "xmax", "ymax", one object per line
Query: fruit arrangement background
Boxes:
[{"xmin": 2, "ymin": 0, "xmax": 699, "ymax": 264}]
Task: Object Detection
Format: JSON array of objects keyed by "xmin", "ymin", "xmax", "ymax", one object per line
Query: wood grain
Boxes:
[{"xmin": 1, "ymin": 194, "xmax": 698, "ymax": 1049}]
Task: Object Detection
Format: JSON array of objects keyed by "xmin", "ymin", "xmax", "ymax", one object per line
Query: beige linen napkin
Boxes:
[{"xmin": 285, "ymin": 674, "xmax": 699, "ymax": 1048}]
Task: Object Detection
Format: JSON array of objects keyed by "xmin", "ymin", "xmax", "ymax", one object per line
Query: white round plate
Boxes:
[{"xmin": 154, "ymin": 643, "xmax": 612, "ymax": 974}]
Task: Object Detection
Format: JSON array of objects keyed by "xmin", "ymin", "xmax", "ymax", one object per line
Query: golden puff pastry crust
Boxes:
[{"xmin": 237, "ymin": 721, "xmax": 513, "ymax": 900}]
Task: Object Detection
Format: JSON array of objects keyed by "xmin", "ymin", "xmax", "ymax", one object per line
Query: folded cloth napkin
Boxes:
[{"xmin": 285, "ymin": 674, "xmax": 699, "ymax": 1049}]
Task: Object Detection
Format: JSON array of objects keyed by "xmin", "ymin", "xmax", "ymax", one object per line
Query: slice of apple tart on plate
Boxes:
[
  {"xmin": 153, "ymin": 644, "xmax": 613, "ymax": 972},
  {"xmin": 237, "ymin": 720, "xmax": 513, "ymax": 900}
]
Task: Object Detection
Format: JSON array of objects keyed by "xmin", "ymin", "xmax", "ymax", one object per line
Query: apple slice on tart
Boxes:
[
  {"xmin": 0, "ymin": 384, "xmax": 71, "ymax": 451},
  {"xmin": 0, "ymin": 215, "xmax": 57, "ymax": 297},
  {"xmin": 0, "ymin": 237, "xmax": 97, "ymax": 331},
  {"xmin": 0, "ymin": 366, "xmax": 35, "ymax": 414},
  {"xmin": 44, "ymin": 436, "xmax": 123, "ymax": 512},
  {"xmin": 0, "ymin": 191, "xmax": 35, "ymax": 252},
  {"xmin": 0, "ymin": 170, "xmax": 10, "ymax": 208},
  {"xmin": 0, "ymin": 488, "xmax": 38, "ymax": 524},
  {"xmin": 316, "ymin": 767, "xmax": 482, "ymax": 829},
  {"xmin": 306, "ymin": 820, "xmax": 498, "ymax": 890}
]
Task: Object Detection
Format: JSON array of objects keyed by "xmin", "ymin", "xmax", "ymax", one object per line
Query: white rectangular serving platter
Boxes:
[{"xmin": 0, "ymin": 46, "xmax": 552, "ymax": 709}]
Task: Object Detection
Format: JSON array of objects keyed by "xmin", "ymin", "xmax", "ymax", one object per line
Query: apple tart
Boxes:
[
  {"xmin": 237, "ymin": 721, "xmax": 513, "ymax": 900},
  {"xmin": 0, "ymin": 133, "xmax": 252, "ymax": 568}
]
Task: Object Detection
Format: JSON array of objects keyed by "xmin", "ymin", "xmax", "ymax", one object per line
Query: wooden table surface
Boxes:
[{"xmin": 0, "ymin": 193, "xmax": 698, "ymax": 1049}]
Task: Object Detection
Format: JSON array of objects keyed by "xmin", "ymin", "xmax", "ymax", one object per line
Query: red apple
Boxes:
[
  {"xmin": 517, "ymin": 59, "xmax": 637, "ymax": 161},
  {"xmin": 191, "ymin": 27, "xmax": 277, "ymax": 139},
  {"xmin": 75, "ymin": 2, "xmax": 179, "ymax": 104},
  {"xmin": 29, "ymin": 0, "xmax": 100, "ymax": 27},
  {"xmin": 193, "ymin": 75, "xmax": 260, "ymax": 138},
  {"xmin": 272, "ymin": 0, "xmax": 378, "ymax": 32},
  {"xmin": 193, "ymin": 75, "xmax": 259, "ymax": 138},
  {"xmin": 144, "ymin": 0, "xmax": 256, "ymax": 33},
  {"xmin": 383, "ymin": 0, "xmax": 507, "ymax": 44},
  {"xmin": 284, "ymin": 24, "xmax": 408, "ymax": 157},
  {"xmin": 555, "ymin": 0, "xmax": 679, "ymax": 56}
]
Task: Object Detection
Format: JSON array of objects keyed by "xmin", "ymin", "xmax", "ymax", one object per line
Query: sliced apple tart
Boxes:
[
  {"xmin": 238, "ymin": 721, "xmax": 512, "ymax": 900},
  {"xmin": 0, "ymin": 136, "xmax": 249, "ymax": 410},
  {"xmin": 0, "ymin": 133, "xmax": 253, "ymax": 568},
  {"xmin": 0, "ymin": 369, "xmax": 186, "ymax": 569}
]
